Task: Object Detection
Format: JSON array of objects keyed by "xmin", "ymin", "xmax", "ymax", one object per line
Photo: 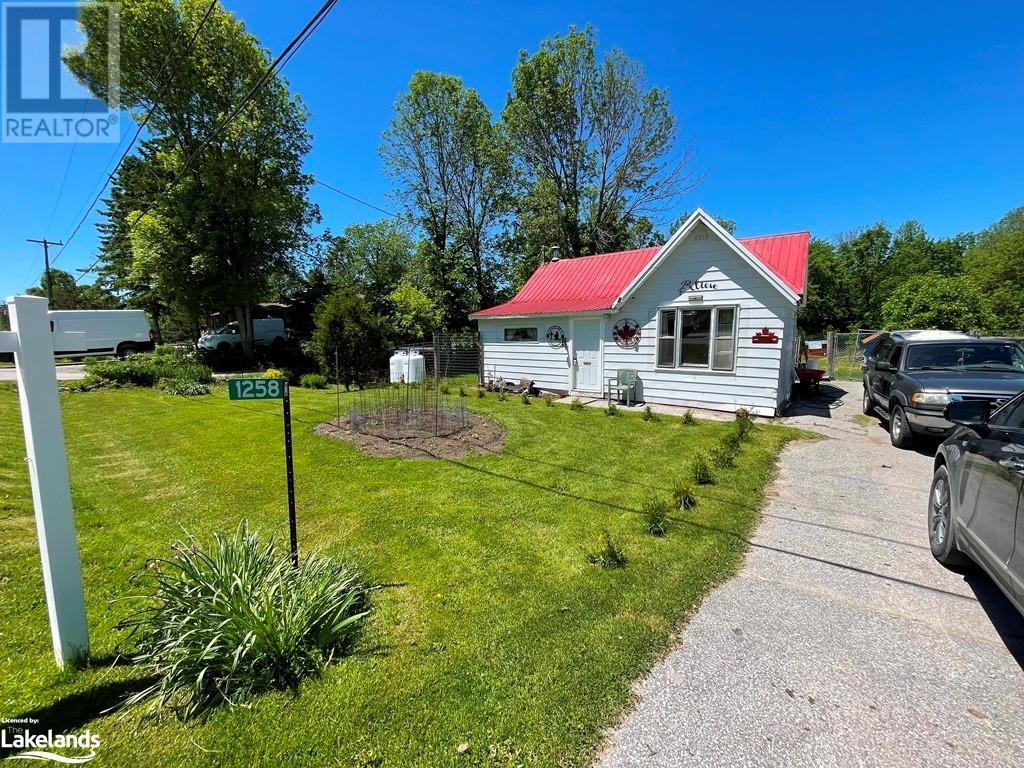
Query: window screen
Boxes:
[
  {"xmin": 679, "ymin": 310, "xmax": 712, "ymax": 366},
  {"xmin": 657, "ymin": 309, "xmax": 676, "ymax": 367},
  {"xmin": 503, "ymin": 327, "xmax": 538, "ymax": 342},
  {"xmin": 712, "ymin": 307, "xmax": 736, "ymax": 370}
]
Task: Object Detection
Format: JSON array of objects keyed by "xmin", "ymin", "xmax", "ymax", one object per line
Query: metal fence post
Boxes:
[{"xmin": 826, "ymin": 330, "xmax": 836, "ymax": 379}]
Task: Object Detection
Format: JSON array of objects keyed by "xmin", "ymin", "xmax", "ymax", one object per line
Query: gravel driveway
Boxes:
[
  {"xmin": 598, "ymin": 381, "xmax": 1024, "ymax": 768},
  {"xmin": 0, "ymin": 363, "xmax": 86, "ymax": 381}
]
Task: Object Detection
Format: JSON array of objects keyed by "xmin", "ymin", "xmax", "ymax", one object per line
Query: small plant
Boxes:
[
  {"xmin": 299, "ymin": 373, "xmax": 328, "ymax": 390},
  {"xmin": 440, "ymin": 380, "xmax": 451, "ymax": 395},
  {"xmin": 587, "ymin": 530, "xmax": 627, "ymax": 569},
  {"xmin": 605, "ymin": 402, "xmax": 618, "ymax": 417},
  {"xmin": 641, "ymin": 495, "xmax": 672, "ymax": 536},
  {"xmin": 543, "ymin": 393, "xmax": 555, "ymax": 407},
  {"xmin": 161, "ymin": 378, "xmax": 211, "ymax": 397},
  {"xmin": 681, "ymin": 409, "xmax": 697, "ymax": 426},
  {"xmin": 476, "ymin": 387, "xmax": 487, "ymax": 398},
  {"xmin": 498, "ymin": 391, "xmax": 509, "ymax": 402},
  {"xmin": 734, "ymin": 408, "xmax": 754, "ymax": 439},
  {"xmin": 458, "ymin": 384, "xmax": 468, "ymax": 397},
  {"xmin": 521, "ymin": 391, "xmax": 531, "ymax": 405},
  {"xmin": 642, "ymin": 405, "xmax": 659, "ymax": 422},
  {"xmin": 569, "ymin": 398, "xmax": 584, "ymax": 412},
  {"xmin": 671, "ymin": 477, "xmax": 697, "ymax": 510},
  {"xmin": 710, "ymin": 444, "xmax": 737, "ymax": 469},
  {"xmin": 691, "ymin": 451, "xmax": 715, "ymax": 485},
  {"xmin": 722, "ymin": 428, "xmax": 743, "ymax": 454},
  {"xmin": 119, "ymin": 523, "xmax": 369, "ymax": 720},
  {"xmin": 262, "ymin": 368, "xmax": 286, "ymax": 379}
]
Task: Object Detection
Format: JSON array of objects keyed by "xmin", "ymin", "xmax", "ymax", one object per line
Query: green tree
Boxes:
[
  {"xmin": 835, "ymin": 224, "xmax": 892, "ymax": 328},
  {"xmin": 881, "ymin": 274, "xmax": 994, "ymax": 332},
  {"xmin": 26, "ymin": 268, "xmax": 121, "ymax": 309},
  {"xmin": 323, "ymin": 221, "xmax": 416, "ymax": 315},
  {"xmin": 502, "ymin": 26, "xmax": 698, "ymax": 258},
  {"xmin": 310, "ymin": 290, "xmax": 389, "ymax": 387},
  {"xmin": 382, "ymin": 71, "xmax": 510, "ymax": 325},
  {"xmin": 388, "ymin": 281, "xmax": 442, "ymax": 343},
  {"xmin": 799, "ymin": 239, "xmax": 855, "ymax": 334},
  {"xmin": 67, "ymin": 0, "xmax": 317, "ymax": 361},
  {"xmin": 963, "ymin": 207, "xmax": 1024, "ymax": 332}
]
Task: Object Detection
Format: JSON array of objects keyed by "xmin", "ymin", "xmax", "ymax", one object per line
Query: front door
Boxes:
[{"xmin": 572, "ymin": 319, "xmax": 602, "ymax": 393}]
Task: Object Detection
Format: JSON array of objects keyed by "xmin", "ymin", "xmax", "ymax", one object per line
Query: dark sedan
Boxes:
[{"xmin": 929, "ymin": 394, "xmax": 1024, "ymax": 615}]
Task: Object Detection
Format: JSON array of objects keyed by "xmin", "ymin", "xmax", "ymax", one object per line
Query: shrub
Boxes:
[
  {"xmin": 521, "ymin": 391, "xmax": 531, "ymax": 405},
  {"xmin": 587, "ymin": 530, "xmax": 627, "ymax": 569},
  {"xmin": 498, "ymin": 391, "xmax": 509, "ymax": 402},
  {"xmin": 722, "ymin": 428, "xmax": 743, "ymax": 454},
  {"xmin": 710, "ymin": 444, "xmax": 737, "ymax": 469},
  {"xmin": 672, "ymin": 478, "xmax": 697, "ymax": 510},
  {"xmin": 476, "ymin": 387, "xmax": 487, "ymax": 398},
  {"xmin": 119, "ymin": 524, "xmax": 369, "ymax": 720},
  {"xmin": 161, "ymin": 378, "xmax": 211, "ymax": 397},
  {"xmin": 569, "ymin": 398, "xmax": 584, "ymax": 412},
  {"xmin": 440, "ymin": 380, "xmax": 451, "ymax": 395},
  {"xmin": 458, "ymin": 384, "xmax": 468, "ymax": 398},
  {"xmin": 734, "ymin": 409, "xmax": 754, "ymax": 439},
  {"xmin": 299, "ymin": 373, "xmax": 328, "ymax": 390},
  {"xmin": 543, "ymin": 393, "xmax": 555, "ymax": 407},
  {"xmin": 262, "ymin": 368, "xmax": 286, "ymax": 379},
  {"xmin": 61, "ymin": 374, "xmax": 104, "ymax": 393},
  {"xmin": 85, "ymin": 355, "xmax": 213, "ymax": 389},
  {"xmin": 311, "ymin": 289, "xmax": 389, "ymax": 388},
  {"xmin": 605, "ymin": 402, "xmax": 618, "ymax": 416},
  {"xmin": 681, "ymin": 409, "xmax": 697, "ymax": 426},
  {"xmin": 641, "ymin": 495, "xmax": 672, "ymax": 536},
  {"xmin": 642, "ymin": 405, "xmax": 659, "ymax": 422},
  {"xmin": 692, "ymin": 451, "xmax": 715, "ymax": 485}
]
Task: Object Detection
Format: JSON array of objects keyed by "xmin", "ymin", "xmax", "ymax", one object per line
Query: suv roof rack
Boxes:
[{"xmin": 889, "ymin": 330, "xmax": 972, "ymax": 341}]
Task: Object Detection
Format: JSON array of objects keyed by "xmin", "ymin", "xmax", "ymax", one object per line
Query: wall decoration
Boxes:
[
  {"xmin": 612, "ymin": 319, "xmax": 642, "ymax": 349},
  {"xmin": 752, "ymin": 327, "xmax": 780, "ymax": 344},
  {"xmin": 678, "ymin": 278, "xmax": 717, "ymax": 294},
  {"xmin": 545, "ymin": 325, "xmax": 567, "ymax": 349}
]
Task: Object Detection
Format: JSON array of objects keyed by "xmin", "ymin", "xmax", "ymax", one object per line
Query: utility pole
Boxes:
[{"xmin": 27, "ymin": 238, "xmax": 64, "ymax": 304}]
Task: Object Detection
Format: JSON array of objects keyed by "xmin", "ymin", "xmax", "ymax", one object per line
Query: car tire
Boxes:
[
  {"xmin": 862, "ymin": 384, "xmax": 875, "ymax": 415},
  {"xmin": 928, "ymin": 464, "xmax": 970, "ymax": 569},
  {"xmin": 217, "ymin": 342, "xmax": 232, "ymax": 353},
  {"xmin": 889, "ymin": 403, "xmax": 915, "ymax": 448},
  {"xmin": 116, "ymin": 343, "xmax": 138, "ymax": 358}
]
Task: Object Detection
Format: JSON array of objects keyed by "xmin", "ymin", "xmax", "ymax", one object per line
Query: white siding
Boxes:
[{"xmin": 478, "ymin": 223, "xmax": 799, "ymax": 416}]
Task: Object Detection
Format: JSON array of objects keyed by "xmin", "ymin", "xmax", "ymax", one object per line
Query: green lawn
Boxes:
[{"xmin": 0, "ymin": 384, "xmax": 801, "ymax": 767}]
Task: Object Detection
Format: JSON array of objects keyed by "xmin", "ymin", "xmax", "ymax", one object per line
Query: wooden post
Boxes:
[{"xmin": 3, "ymin": 295, "xmax": 89, "ymax": 666}]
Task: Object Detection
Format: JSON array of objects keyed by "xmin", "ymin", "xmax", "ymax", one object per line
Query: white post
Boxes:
[{"xmin": 4, "ymin": 295, "xmax": 89, "ymax": 666}]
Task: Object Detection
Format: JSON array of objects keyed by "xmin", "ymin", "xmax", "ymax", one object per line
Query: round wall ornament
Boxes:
[
  {"xmin": 545, "ymin": 325, "xmax": 567, "ymax": 348},
  {"xmin": 612, "ymin": 319, "xmax": 642, "ymax": 349}
]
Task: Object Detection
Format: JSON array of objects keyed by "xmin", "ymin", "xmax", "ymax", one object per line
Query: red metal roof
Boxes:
[{"xmin": 471, "ymin": 231, "xmax": 809, "ymax": 318}]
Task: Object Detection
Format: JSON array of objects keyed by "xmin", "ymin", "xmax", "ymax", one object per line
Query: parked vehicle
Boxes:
[
  {"xmin": 929, "ymin": 395, "xmax": 1024, "ymax": 616},
  {"xmin": 197, "ymin": 318, "xmax": 287, "ymax": 353},
  {"xmin": 861, "ymin": 330, "xmax": 1024, "ymax": 448},
  {"xmin": 49, "ymin": 309, "xmax": 154, "ymax": 358}
]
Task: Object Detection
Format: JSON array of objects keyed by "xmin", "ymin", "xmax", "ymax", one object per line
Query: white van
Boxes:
[
  {"xmin": 197, "ymin": 318, "xmax": 287, "ymax": 352},
  {"xmin": 49, "ymin": 310, "xmax": 155, "ymax": 358}
]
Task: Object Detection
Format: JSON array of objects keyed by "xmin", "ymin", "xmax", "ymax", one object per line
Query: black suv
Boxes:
[{"xmin": 862, "ymin": 330, "xmax": 1024, "ymax": 448}]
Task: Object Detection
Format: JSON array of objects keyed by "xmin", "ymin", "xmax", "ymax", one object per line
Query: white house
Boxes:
[{"xmin": 470, "ymin": 209, "xmax": 810, "ymax": 417}]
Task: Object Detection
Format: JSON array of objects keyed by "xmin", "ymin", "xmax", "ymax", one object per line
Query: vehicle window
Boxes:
[
  {"xmin": 889, "ymin": 344, "xmax": 903, "ymax": 368},
  {"xmin": 872, "ymin": 339, "xmax": 892, "ymax": 364},
  {"xmin": 904, "ymin": 342, "xmax": 1024, "ymax": 371},
  {"xmin": 989, "ymin": 396, "xmax": 1024, "ymax": 430}
]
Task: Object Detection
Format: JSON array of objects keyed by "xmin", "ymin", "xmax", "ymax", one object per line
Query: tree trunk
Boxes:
[
  {"xmin": 150, "ymin": 304, "xmax": 163, "ymax": 346},
  {"xmin": 235, "ymin": 305, "xmax": 255, "ymax": 364}
]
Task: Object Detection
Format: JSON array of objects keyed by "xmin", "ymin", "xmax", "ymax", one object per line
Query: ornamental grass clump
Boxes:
[
  {"xmin": 569, "ymin": 398, "xmax": 584, "ymax": 412},
  {"xmin": 605, "ymin": 402, "xmax": 619, "ymax": 416},
  {"xmin": 521, "ymin": 391, "xmax": 532, "ymax": 405},
  {"xmin": 119, "ymin": 523, "xmax": 370, "ymax": 720},
  {"xmin": 681, "ymin": 409, "xmax": 697, "ymax": 426},
  {"xmin": 543, "ymin": 393, "xmax": 555, "ymax": 407},
  {"xmin": 476, "ymin": 387, "xmax": 487, "ymax": 398},
  {"xmin": 641, "ymin": 494, "xmax": 672, "ymax": 536},
  {"xmin": 671, "ymin": 477, "xmax": 697, "ymax": 510},
  {"xmin": 691, "ymin": 451, "xmax": 715, "ymax": 485},
  {"xmin": 642, "ymin": 405, "xmax": 659, "ymax": 422},
  {"xmin": 587, "ymin": 530, "xmax": 627, "ymax": 570},
  {"xmin": 710, "ymin": 443, "xmax": 737, "ymax": 469}
]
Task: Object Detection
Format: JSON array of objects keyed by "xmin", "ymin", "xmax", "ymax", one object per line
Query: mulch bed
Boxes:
[{"xmin": 313, "ymin": 412, "xmax": 506, "ymax": 460}]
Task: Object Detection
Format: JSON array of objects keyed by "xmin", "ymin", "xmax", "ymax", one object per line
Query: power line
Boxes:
[
  {"xmin": 312, "ymin": 178, "xmax": 405, "ymax": 221},
  {"xmin": 73, "ymin": 0, "xmax": 340, "ymax": 283},
  {"xmin": 51, "ymin": 0, "xmax": 220, "ymax": 267}
]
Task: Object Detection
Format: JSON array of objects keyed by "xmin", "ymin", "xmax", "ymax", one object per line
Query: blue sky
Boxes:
[{"xmin": 2, "ymin": 0, "xmax": 1022, "ymax": 299}]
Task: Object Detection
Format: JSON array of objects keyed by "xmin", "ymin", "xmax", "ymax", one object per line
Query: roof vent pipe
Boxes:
[{"xmin": 548, "ymin": 245, "xmax": 560, "ymax": 262}]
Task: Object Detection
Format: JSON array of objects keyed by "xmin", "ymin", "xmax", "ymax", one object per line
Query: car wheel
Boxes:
[
  {"xmin": 889, "ymin": 403, "xmax": 915, "ymax": 448},
  {"xmin": 862, "ymin": 385, "xmax": 875, "ymax": 415},
  {"xmin": 116, "ymin": 343, "xmax": 137, "ymax": 358},
  {"xmin": 217, "ymin": 342, "xmax": 232, "ymax": 353},
  {"xmin": 928, "ymin": 465, "xmax": 969, "ymax": 568}
]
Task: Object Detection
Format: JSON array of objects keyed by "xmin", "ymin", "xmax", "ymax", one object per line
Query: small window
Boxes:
[
  {"xmin": 712, "ymin": 308, "xmax": 736, "ymax": 370},
  {"xmin": 657, "ymin": 310, "xmax": 676, "ymax": 367},
  {"xmin": 679, "ymin": 309, "xmax": 712, "ymax": 366},
  {"xmin": 889, "ymin": 344, "xmax": 903, "ymax": 369},
  {"xmin": 503, "ymin": 327, "xmax": 538, "ymax": 342}
]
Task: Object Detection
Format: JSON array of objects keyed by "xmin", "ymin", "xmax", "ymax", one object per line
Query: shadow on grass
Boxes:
[{"xmin": 0, "ymin": 675, "xmax": 158, "ymax": 758}]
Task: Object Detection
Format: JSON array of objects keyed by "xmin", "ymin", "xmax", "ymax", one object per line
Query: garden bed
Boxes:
[{"xmin": 314, "ymin": 412, "xmax": 506, "ymax": 459}]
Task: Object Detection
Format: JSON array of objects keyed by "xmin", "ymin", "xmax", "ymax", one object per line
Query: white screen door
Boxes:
[{"xmin": 572, "ymin": 320, "xmax": 602, "ymax": 392}]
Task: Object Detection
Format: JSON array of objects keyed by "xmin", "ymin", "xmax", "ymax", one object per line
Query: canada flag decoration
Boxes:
[{"xmin": 751, "ymin": 327, "xmax": 779, "ymax": 344}]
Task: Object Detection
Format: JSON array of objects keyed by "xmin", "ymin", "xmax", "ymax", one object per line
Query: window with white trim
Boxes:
[
  {"xmin": 503, "ymin": 327, "xmax": 538, "ymax": 342},
  {"xmin": 655, "ymin": 306, "xmax": 738, "ymax": 371}
]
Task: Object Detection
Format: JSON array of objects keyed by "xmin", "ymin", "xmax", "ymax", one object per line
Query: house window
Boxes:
[
  {"xmin": 657, "ymin": 309, "xmax": 676, "ymax": 367},
  {"xmin": 679, "ymin": 309, "xmax": 712, "ymax": 366},
  {"xmin": 657, "ymin": 306, "xmax": 739, "ymax": 370},
  {"xmin": 504, "ymin": 327, "xmax": 538, "ymax": 342},
  {"xmin": 712, "ymin": 307, "xmax": 736, "ymax": 370}
]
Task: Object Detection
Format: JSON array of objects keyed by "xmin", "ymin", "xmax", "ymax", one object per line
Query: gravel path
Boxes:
[
  {"xmin": 597, "ymin": 380, "xmax": 1024, "ymax": 768},
  {"xmin": 0, "ymin": 363, "xmax": 86, "ymax": 381}
]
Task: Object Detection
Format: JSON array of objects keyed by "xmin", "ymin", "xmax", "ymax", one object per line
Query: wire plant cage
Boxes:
[{"xmin": 348, "ymin": 381, "xmax": 469, "ymax": 439}]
